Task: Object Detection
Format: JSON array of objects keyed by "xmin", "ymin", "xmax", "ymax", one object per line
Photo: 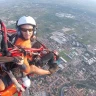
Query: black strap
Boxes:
[
  {"xmin": 8, "ymin": 33, "xmax": 19, "ymax": 48},
  {"xmin": 9, "ymin": 34, "xmax": 18, "ymax": 44}
]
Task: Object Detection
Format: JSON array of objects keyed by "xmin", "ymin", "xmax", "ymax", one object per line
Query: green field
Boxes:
[{"xmin": 59, "ymin": 51, "xmax": 71, "ymax": 62}]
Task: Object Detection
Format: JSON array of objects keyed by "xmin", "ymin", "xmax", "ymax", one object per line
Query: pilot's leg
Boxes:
[
  {"xmin": 0, "ymin": 74, "xmax": 12, "ymax": 91},
  {"xmin": 0, "ymin": 79, "xmax": 5, "ymax": 91},
  {"xmin": 41, "ymin": 52, "xmax": 58, "ymax": 74}
]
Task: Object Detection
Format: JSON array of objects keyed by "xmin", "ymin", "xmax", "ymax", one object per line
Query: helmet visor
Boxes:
[{"xmin": 20, "ymin": 27, "xmax": 34, "ymax": 32}]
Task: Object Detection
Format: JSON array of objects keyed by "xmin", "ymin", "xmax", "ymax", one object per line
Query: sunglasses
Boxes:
[{"xmin": 20, "ymin": 28, "xmax": 34, "ymax": 32}]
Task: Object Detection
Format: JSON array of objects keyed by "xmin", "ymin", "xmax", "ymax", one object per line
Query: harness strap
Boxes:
[{"xmin": 8, "ymin": 33, "xmax": 18, "ymax": 45}]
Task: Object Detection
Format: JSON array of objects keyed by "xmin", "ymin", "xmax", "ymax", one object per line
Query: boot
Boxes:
[{"xmin": 49, "ymin": 63, "xmax": 58, "ymax": 74}]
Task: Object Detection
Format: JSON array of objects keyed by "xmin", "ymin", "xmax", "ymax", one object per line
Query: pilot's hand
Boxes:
[{"xmin": 14, "ymin": 56, "xmax": 24, "ymax": 65}]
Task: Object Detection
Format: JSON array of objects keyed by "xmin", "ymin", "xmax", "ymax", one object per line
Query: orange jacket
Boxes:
[{"xmin": 15, "ymin": 37, "xmax": 32, "ymax": 74}]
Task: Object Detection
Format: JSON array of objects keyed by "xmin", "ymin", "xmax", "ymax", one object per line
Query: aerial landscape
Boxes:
[{"xmin": 0, "ymin": 0, "xmax": 96, "ymax": 96}]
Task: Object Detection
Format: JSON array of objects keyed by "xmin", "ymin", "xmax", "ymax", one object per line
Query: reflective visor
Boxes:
[{"xmin": 20, "ymin": 28, "xmax": 33, "ymax": 32}]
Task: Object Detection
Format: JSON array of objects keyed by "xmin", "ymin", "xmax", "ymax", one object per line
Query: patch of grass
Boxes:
[{"xmin": 59, "ymin": 51, "xmax": 71, "ymax": 61}]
